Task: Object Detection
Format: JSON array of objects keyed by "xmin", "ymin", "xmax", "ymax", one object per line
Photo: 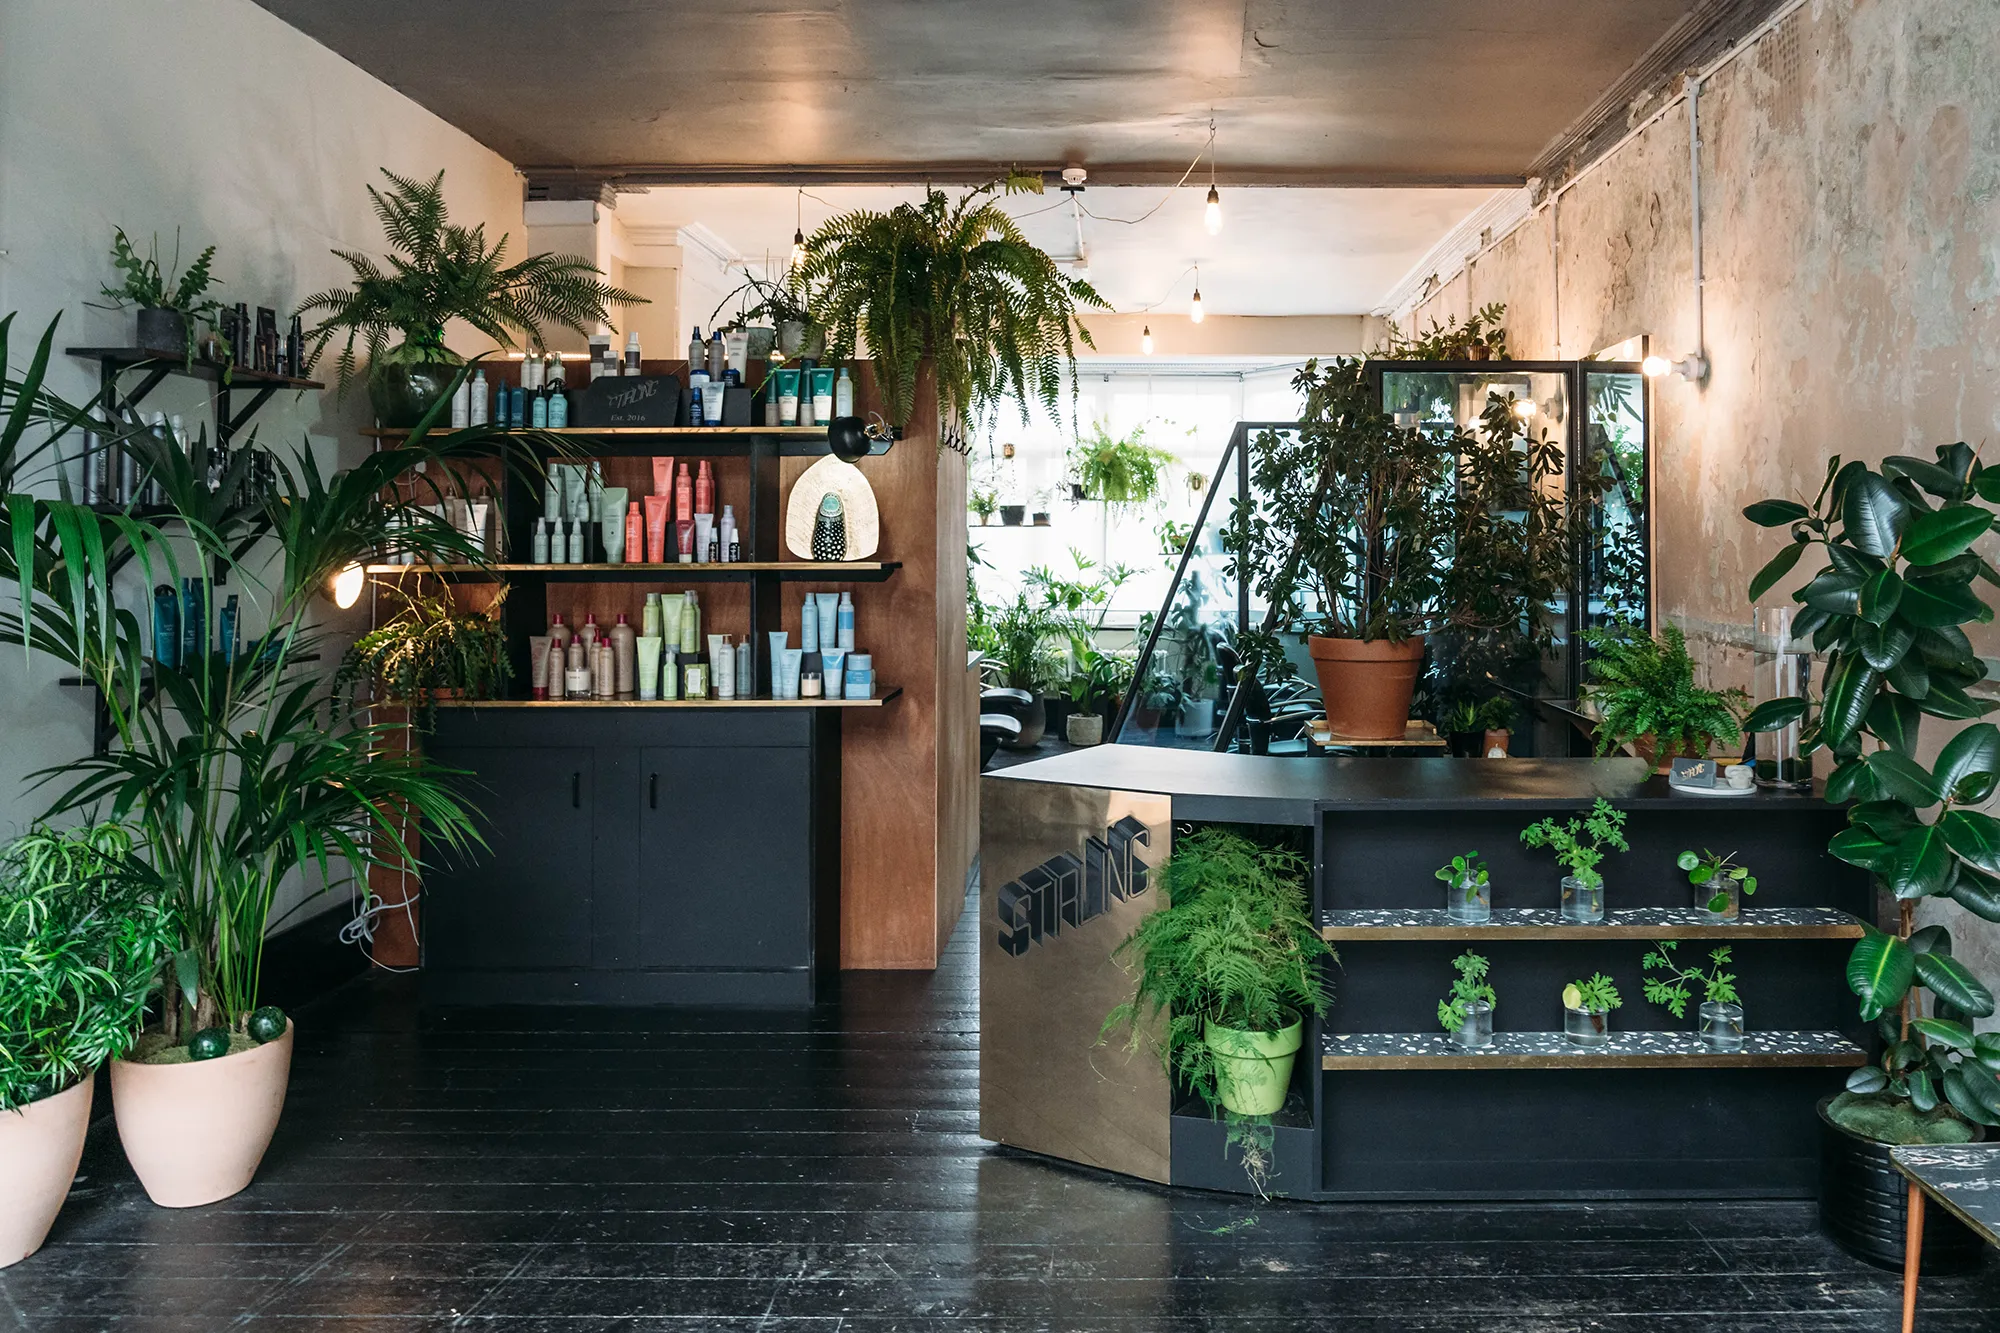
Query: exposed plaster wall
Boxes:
[{"xmin": 1407, "ymin": 0, "xmax": 2000, "ymax": 990}]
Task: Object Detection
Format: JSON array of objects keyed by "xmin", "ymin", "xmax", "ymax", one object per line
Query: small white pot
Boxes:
[
  {"xmin": 0, "ymin": 1076, "xmax": 94, "ymax": 1267},
  {"xmin": 1066, "ymin": 713, "xmax": 1105, "ymax": 745},
  {"xmin": 111, "ymin": 1021, "xmax": 293, "ymax": 1208}
]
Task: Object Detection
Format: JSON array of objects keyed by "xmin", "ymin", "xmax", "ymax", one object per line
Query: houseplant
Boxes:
[
  {"xmin": 1642, "ymin": 940, "xmax": 1743, "ymax": 1050},
  {"xmin": 1101, "ymin": 828, "xmax": 1332, "ymax": 1197},
  {"xmin": 1376, "ymin": 301, "xmax": 1511, "ymax": 361},
  {"xmin": 1067, "ymin": 421, "xmax": 1177, "ymax": 508},
  {"xmin": 1065, "ymin": 648, "xmax": 1133, "ymax": 745},
  {"xmin": 1561, "ymin": 973, "xmax": 1622, "ymax": 1046},
  {"xmin": 1580, "ymin": 622, "xmax": 1745, "ymax": 767},
  {"xmin": 1435, "ymin": 851, "xmax": 1490, "ymax": 923},
  {"xmin": 1, "ymin": 823, "xmax": 174, "ymax": 1266},
  {"xmin": 799, "ymin": 175, "xmax": 1106, "ymax": 450},
  {"xmin": 1442, "ymin": 696, "xmax": 1518, "ymax": 757},
  {"xmin": 1739, "ymin": 445, "xmax": 2000, "ymax": 1268},
  {"xmin": 713, "ymin": 269, "xmax": 819, "ymax": 356},
  {"xmin": 1437, "ymin": 950, "xmax": 1496, "ymax": 1049},
  {"xmin": 1679, "ymin": 848, "xmax": 1757, "ymax": 921},
  {"xmin": 981, "ymin": 591, "xmax": 1069, "ymax": 748},
  {"xmin": 2, "ymin": 312, "xmax": 498, "ymax": 1206},
  {"xmin": 1521, "ymin": 799, "xmax": 1628, "ymax": 924},
  {"xmin": 96, "ymin": 227, "xmax": 221, "ymax": 367},
  {"xmin": 968, "ymin": 487, "xmax": 998, "ymax": 526},
  {"xmin": 297, "ymin": 169, "xmax": 643, "ymax": 426},
  {"xmin": 334, "ymin": 586, "xmax": 511, "ymax": 724}
]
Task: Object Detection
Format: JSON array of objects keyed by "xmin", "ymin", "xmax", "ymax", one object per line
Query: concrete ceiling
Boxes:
[
  {"xmin": 620, "ymin": 184, "xmax": 1493, "ymax": 316},
  {"xmin": 252, "ymin": 0, "xmax": 1706, "ymax": 186}
]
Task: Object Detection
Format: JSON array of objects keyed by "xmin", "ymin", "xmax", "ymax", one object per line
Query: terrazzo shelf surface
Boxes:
[
  {"xmin": 1321, "ymin": 1029, "xmax": 1867, "ymax": 1070},
  {"xmin": 1319, "ymin": 906, "xmax": 1865, "ymax": 940},
  {"xmin": 1892, "ymin": 1145, "xmax": 2000, "ymax": 1244}
]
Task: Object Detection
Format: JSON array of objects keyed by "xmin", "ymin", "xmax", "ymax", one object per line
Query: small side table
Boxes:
[{"xmin": 1890, "ymin": 1144, "xmax": 2000, "ymax": 1332}]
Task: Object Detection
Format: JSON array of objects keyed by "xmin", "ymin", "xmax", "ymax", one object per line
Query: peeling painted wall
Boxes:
[{"xmin": 1407, "ymin": 0, "xmax": 2000, "ymax": 994}]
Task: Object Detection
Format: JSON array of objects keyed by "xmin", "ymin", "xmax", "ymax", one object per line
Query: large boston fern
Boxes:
[{"xmin": 1743, "ymin": 444, "xmax": 2000, "ymax": 1130}]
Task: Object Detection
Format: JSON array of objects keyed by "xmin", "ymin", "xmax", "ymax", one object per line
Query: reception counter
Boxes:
[{"xmin": 979, "ymin": 749, "xmax": 1869, "ymax": 1200}]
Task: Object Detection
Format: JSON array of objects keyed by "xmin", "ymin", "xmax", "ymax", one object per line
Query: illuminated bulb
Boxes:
[
  {"xmin": 330, "ymin": 562, "xmax": 365, "ymax": 610},
  {"xmin": 1204, "ymin": 185, "xmax": 1222, "ymax": 236},
  {"xmin": 790, "ymin": 228, "xmax": 806, "ymax": 268},
  {"xmin": 1513, "ymin": 398, "xmax": 1537, "ymax": 421},
  {"xmin": 1189, "ymin": 288, "xmax": 1205, "ymax": 324},
  {"xmin": 1141, "ymin": 325, "xmax": 1154, "ymax": 355},
  {"xmin": 1641, "ymin": 354, "xmax": 1671, "ymax": 377},
  {"xmin": 1644, "ymin": 352, "xmax": 1709, "ymax": 380}
]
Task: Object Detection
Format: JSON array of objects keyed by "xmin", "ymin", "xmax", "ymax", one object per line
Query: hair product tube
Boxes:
[
  {"xmin": 644, "ymin": 495, "xmax": 670, "ymax": 564},
  {"xmin": 816, "ymin": 593, "xmax": 839, "ymax": 650},
  {"xmin": 624, "ymin": 502, "xmax": 644, "ymax": 566},
  {"xmin": 735, "ymin": 640, "xmax": 753, "ymax": 700},
  {"xmin": 652, "ymin": 455, "xmax": 674, "ymax": 497},
  {"xmin": 530, "ymin": 635, "xmax": 553, "ymax": 700},
  {"xmin": 693, "ymin": 513, "xmax": 714, "ymax": 565},
  {"xmin": 780, "ymin": 648, "xmax": 805, "ymax": 701},
  {"xmin": 767, "ymin": 631, "xmax": 790, "ymax": 698},
  {"xmin": 680, "ymin": 591, "xmax": 701, "ymax": 654},
  {"xmin": 636, "ymin": 636, "xmax": 663, "ymax": 700}
]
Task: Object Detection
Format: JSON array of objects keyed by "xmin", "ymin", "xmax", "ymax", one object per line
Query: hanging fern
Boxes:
[{"xmin": 798, "ymin": 177, "xmax": 1107, "ymax": 444}]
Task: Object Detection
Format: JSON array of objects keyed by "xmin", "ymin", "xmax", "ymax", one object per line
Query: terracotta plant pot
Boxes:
[
  {"xmin": 1307, "ymin": 635, "xmax": 1425, "ymax": 740},
  {"xmin": 0, "ymin": 1077, "xmax": 94, "ymax": 1268},
  {"xmin": 1633, "ymin": 733, "xmax": 1702, "ymax": 774},
  {"xmin": 1482, "ymin": 728, "xmax": 1511, "ymax": 758},
  {"xmin": 110, "ymin": 1021, "xmax": 293, "ymax": 1208}
]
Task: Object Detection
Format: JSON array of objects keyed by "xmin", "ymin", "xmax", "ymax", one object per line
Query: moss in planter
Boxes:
[
  {"xmin": 129, "ymin": 1030, "xmax": 260, "ymax": 1065},
  {"xmin": 1828, "ymin": 1091, "xmax": 1979, "ymax": 1146}
]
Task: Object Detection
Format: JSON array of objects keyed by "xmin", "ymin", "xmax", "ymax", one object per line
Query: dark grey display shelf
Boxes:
[
  {"xmin": 1319, "ymin": 906, "xmax": 1866, "ymax": 941},
  {"xmin": 362, "ymin": 424, "xmax": 893, "ymax": 457},
  {"xmin": 1320, "ymin": 1029, "xmax": 1867, "ymax": 1070},
  {"xmin": 366, "ymin": 560, "xmax": 901, "ymax": 584},
  {"xmin": 68, "ymin": 346, "xmax": 323, "ymax": 391}
]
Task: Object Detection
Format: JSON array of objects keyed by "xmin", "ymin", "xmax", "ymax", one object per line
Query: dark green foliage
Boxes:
[
  {"xmin": 1827, "ymin": 1091, "xmax": 1980, "ymax": 1146},
  {"xmin": 297, "ymin": 169, "xmax": 645, "ymax": 391},
  {"xmin": 1067, "ymin": 422, "xmax": 1178, "ymax": 507},
  {"xmin": 1520, "ymin": 799, "xmax": 1629, "ymax": 889},
  {"xmin": 1679, "ymin": 848, "xmax": 1756, "ymax": 914},
  {"xmin": 335, "ymin": 586, "xmax": 512, "ymax": 723},
  {"xmin": 1642, "ymin": 940, "xmax": 1739, "ymax": 1019},
  {"xmin": 1374, "ymin": 301, "xmax": 1510, "ymax": 361},
  {"xmin": 1580, "ymin": 622, "xmax": 1745, "ymax": 757},
  {"xmin": 96, "ymin": 228, "xmax": 221, "ymax": 367},
  {"xmin": 0, "ymin": 824, "xmax": 174, "ymax": 1111}
]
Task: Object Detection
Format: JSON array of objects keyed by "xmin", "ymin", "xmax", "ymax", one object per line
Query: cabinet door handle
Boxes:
[
  {"xmin": 650, "ymin": 772, "xmax": 658, "ymax": 810},
  {"xmin": 572, "ymin": 771, "xmax": 581, "ymax": 808}
]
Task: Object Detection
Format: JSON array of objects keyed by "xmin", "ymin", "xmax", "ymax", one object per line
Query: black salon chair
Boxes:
[
  {"xmin": 980, "ymin": 686, "xmax": 1046, "ymax": 750},
  {"xmin": 979, "ymin": 713, "xmax": 1023, "ymax": 770}
]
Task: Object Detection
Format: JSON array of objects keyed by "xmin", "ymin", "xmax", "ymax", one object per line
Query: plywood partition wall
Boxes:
[{"xmin": 780, "ymin": 366, "xmax": 973, "ymax": 969}]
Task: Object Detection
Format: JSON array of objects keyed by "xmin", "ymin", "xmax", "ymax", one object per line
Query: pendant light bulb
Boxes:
[
  {"xmin": 789, "ymin": 188, "xmax": 807, "ymax": 268},
  {"xmin": 330, "ymin": 561, "xmax": 366, "ymax": 610},
  {"xmin": 1189, "ymin": 287, "xmax": 1205, "ymax": 325},
  {"xmin": 790, "ymin": 228, "xmax": 806, "ymax": 269},
  {"xmin": 1204, "ymin": 185, "xmax": 1222, "ymax": 236},
  {"xmin": 1141, "ymin": 325, "xmax": 1154, "ymax": 355}
]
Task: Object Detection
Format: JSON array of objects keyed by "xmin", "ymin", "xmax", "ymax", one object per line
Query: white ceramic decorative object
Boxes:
[
  {"xmin": 785, "ymin": 455, "xmax": 879, "ymax": 560},
  {"xmin": 110, "ymin": 1022, "xmax": 293, "ymax": 1208},
  {"xmin": 0, "ymin": 1077, "xmax": 93, "ymax": 1267}
]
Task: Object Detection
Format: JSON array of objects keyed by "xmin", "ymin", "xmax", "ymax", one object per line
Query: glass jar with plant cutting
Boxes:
[
  {"xmin": 1679, "ymin": 849, "xmax": 1757, "ymax": 922},
  {"xmin": 1643, "ymin": 940, "xmax": 1744, "ymax": 1051},
  {"xmin": 1435, "ymin": 851, "xmax": 1490, "ymax": 923},
  {"xmin": 1562, "ymin": 973, "xmax": 1623, "ymax": 1047},
  {"xmin": 1438, "ymin": 950, "xmax": 1497, "ymax": 1050},
  {"xmin": 1521, "ymin": 799, "xmax": 1629, "ymax": 923}
]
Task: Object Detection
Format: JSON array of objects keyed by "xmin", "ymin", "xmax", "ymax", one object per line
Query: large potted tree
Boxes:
[
  {"xmin": 298, "ymin": 169, "xmax": 643, "ymax": 427},
  {"xmin": 0, "ymin": 823, "xmax": 174, "ymax": 1266},
  {"xmin": 1741, "ymin": 445, "xmax": 2000, "ymax": 1270},
  {"xmin": 1, "ymin": 311, "xmax": 498, "ymax": 1207}
]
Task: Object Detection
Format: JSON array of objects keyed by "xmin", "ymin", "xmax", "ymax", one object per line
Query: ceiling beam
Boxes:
[{"xmin": 523, "ymin": 164, "xmax": 1528, "ymax": 193}]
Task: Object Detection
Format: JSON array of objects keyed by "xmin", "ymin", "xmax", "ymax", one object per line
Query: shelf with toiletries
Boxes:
[
  {"xmin": 364, "ymin": 561, "xmax": 902, "ymax": 583},
  {"xmin": 431, "ymin": 689, "xmax": 901, "ymax": 710}
]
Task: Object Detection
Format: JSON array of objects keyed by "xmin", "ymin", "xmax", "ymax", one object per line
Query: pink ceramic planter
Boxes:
[
  {"xmin": 110, "ymin": 1021, "xmax": 293, "ymax": 1208},
  {"xmin": 0, "ymin": 1076, "xmax": 94, "ymax": 1267}
]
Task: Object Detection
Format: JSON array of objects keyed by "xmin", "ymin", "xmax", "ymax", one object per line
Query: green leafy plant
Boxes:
[
  {"xmin": 1434, "ymin": 852, "xmax": 1488, "ymax": 907},
  {"xmin": 1679, "ymin": 849, "xmax": 1757, "ymax": 916},
  {"xmin": 1444, "ymin": 696, "xmax": 1517, "ymax": 735},
  {"xmin": 1740, "ymin": 445, "xmax": 2000, "ymax": 1138},
  {"xmin": 1580, "ymin": 622, "xmax": 1745, "ymax": 760},
  {"xmin": 1067, "ymin": 421, "xmax": 1178, "ymax": 507},
  {"xmin": 1520, "ymin": 799, "xmax": 1629, "ymax": 889},
  {"xmin": 297, "ymin": 169, "xmax": 645, "ymax": 390},
  {"xmin": 1375, "ymin": 301, "xmax": 1511, "ymax": 361},
  {"xmin": 96, "ymin": 227, "xmax": 222, "ymax": 368},
  {"xmin": 1067, "ymin": 646, "xmax": 1134, "ymax": 711},
  {"xmin": 334, "ymin": 586, "xmax": 512, "ymax": 722},
  {"xmin": 1437, "ymin": 949, "xmax": 1496, "ymax": 1032},
  {"xmin": 1642, "ymin": 940, "xmax": 1739, "ymax": 1018},
  {"xmin": 799, "ymin": 175, "xmax": 1107, "ymax": 443},
  {"xmin": 968, "ymin": 488, "xmax": 998, "ymax": 523},
  {"xmin": 1563, "ymin": 973, "xmax": 1622, "ymax": 1013},
  {"xmin": 1101, "ymin": 829, "xmax": 1333, "ymax": 1197},
  {"xmin": 981, "ymin": 591, "xmax": 1070, "ymax": 694},
  {"xmin": 1, "ymin": 824, "xmax": 175, "ymax": 1110},
  {"xmin": 712, "ymin": 268, "xmax": 818, "ymax": 331},
  {"xmin": 1026, "ymin": 547, "xmax": 1132, "ymax": 661}
]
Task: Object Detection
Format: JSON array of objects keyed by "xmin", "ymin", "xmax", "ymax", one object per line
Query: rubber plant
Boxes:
[{"xmin": 1740, "ymin": 445, "xmax": 2000, "ymax": 1138}]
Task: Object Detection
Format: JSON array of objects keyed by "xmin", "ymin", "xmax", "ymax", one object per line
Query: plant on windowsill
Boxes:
[
  {"xmin": 297, "ymin": 168, "xmax": 644, "ymax": 427},
  {"xmin": 968, "ymin": 487, "xmax": 998, "ymax": 526},
  {"xmin": 1561, "ymin": 973, "xmax": 1622, "ymax": 1046},
  {"xmin": 1101, "ymin": 828, "xmax": 1333, "ymax": 1198},
  {"xmin": 1679, "ymin": 848, "xmax": 1757, "ymax": 921},
  {"xmin": 1642, "ymin": 941, "xmax": 1744, "ymax": 1050},
  {"xmin": 94, "ymin": 227, "xmax": 222, "ymax": 370},
  {"xmin": 1579, "ymin": 621, "xmax": 1746, "ymax": 769},
  {"xmin": 333, "ymin": 586, "xmax": 512, "ymax": 725},
  {"xmin": 1521, "ymin": 799, "xmax": 1628, "ymax": 924},
  {"xmin": 1066, "ymin": 421, "xmax": 1177, "ymax": 508},
  {"xmin": 1437, "ymin": 950, "xmax": 1497, "ymax": 1050},
  {"xmin": 0, "ymin": 824, "xmax": 175, "ymax": 1267}
]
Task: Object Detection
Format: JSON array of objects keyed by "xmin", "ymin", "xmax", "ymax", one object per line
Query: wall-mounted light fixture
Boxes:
[
  {"xmin": 1642, "ymin": 352, "xmax": 1708, "ymax": 381},
  {"xmin": 330, "ymin": 562, "xmax": 366, "ymax": 610}
]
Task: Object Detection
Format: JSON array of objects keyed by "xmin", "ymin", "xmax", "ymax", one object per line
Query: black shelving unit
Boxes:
[{"xmin": 69, "ymin": 346, "xmax": 323, "ymax": 446}]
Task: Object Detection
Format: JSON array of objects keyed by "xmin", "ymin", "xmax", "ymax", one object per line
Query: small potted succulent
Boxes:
[
  {"xmin": 1435, "ymin": 851, "xmax": 1490, "ymax": 924},
  {"xmin": 1521, "ymin": 799, "xmax": 1628, "ymax": 924},
  {"xmin": 1438, "ymin": 950, "xmax": 1497, "ymax": 1050},
  {"xmin": 1679, "ymin": 848, "xmax": 1756, "ymax": 921},
  {"xmin": 1643, "ymin": 940, "xmax": 1743, "ymax": 1051},
  {"xmin": 1561, "ymin": 973, "xmax": 1623, "ymax": 1047}
]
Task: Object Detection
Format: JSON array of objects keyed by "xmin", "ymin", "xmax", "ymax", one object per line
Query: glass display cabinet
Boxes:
[{"xmin": 1113, "ymin": 361, "xmax": 1648, "ymax": 756}]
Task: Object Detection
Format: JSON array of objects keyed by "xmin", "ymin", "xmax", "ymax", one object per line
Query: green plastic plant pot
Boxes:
[
  {"xmin": 367, "ymin": 361, "xmax": 459, "ymax": 429},
  {"xmin": 1205, "ymin": 1018, "xmax": 1302, "ymax": 1117}
]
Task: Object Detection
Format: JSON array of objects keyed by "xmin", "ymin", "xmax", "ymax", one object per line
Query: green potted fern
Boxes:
[
  {"xmin": 334, "ymin": 586, "xmax": 512, "ymax": 723},
  {"xmin": 1580, "ymin": 622, "xmax": 1745, "ymax": 769},
  {"xmin": 298, "ymin": 169, "xmax": 643, "ymax": 426},
  {"xmin": 1102, "ymin": 829, "xmax": 1332, "ymax": 1195},
  {"xmin": 1067, "ymin": 421, "xmax": 1177, "ymax": 507}
]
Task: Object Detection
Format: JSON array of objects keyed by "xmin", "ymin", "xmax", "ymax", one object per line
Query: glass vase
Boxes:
[
  {"xmin": 1699, "ymin": 1001, "xmax": 1745, "ymax": 1052},
  {"xmin": 1451, "ymin": 1000, "xmax": 1494, "ymax": 1050},
  {"xmin": 1560, "ymin": 875, "xmax": 1604, "ymax": 924},
  {"xmin": 1697, "ymin": 875, "xmax": 1740, "ymax": 922},
  {"xmin": 1752, "ymin": 605, "xmax": 1813, "ymax": 790},
  {"xmin": 1445, "ymin": 872, "xmax": 1491, "ymax": 924},
  {"xmin": 1564, "ymin": 1005, "xmax": 1612, "ymax": 1047}
]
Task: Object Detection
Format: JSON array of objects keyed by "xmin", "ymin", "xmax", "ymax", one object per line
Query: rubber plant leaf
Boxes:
[
  {"xmin": 1916, "ymin": 683, "xmax": 1999, "ymax": 722},
  {"xmin": 1849, "ymin": 801, "xmax": 1921, "ymax": 840},
  {"xmin": 1820, "ymin": 656, "xmax": 1881, "ymax": 750},
  {"xmin": 1855, "ymin": 620, "xmax": 1915, "ymax": 671},
  {"xmin": 1862, "ymin": 750, "xmax": 1942, "ymax": 807},
  {"xmin": 1882, "ymin": 456, "xmax": 1970, "ymax": 502},
  {"xmin": 1841, "ymin": 470, "xmax": 1909, "ymax": 557},
  {"xmin": 1898, "ymin": 576, "xmax": 1992, "ymax": 628},
  {"xmin": 1743, "ymin": 499, "xmax": 1810, "ymax": 527},
  {"xmin": 1798, "ymin": 568, "xmax": 1863, "ymax": 615},
  {"xmin": 1914, "ymin": 946, "xmax": 1998, "ymax": 1018},
  {"xmin": 1857, "ymin": 568, "xmax": 1904, "ymax": 625},
  {"xmin": 1909, "ymin": 1067, "xmax": 1940, "ymax": 1113},
  {"xmin": 1828, "ymin": 825, "xmax": 1897, "ymax": 874},
  {"xmin": 1846, "ymin": 1065, "xmax": 1889, "ymax": 1095},
  {"xmin": 1863, "ymin": 691, "xmax": 1921, "ymax": 758},
  {"xmin": 1748, "ymin": 540, "xmax": 1807, "ymax": 602},
  {"xmin": 1933, "ymin": 722, "xmax": 2000, "ymax": 804},
  {"xmin": 1824, "ymin": 758, "xmax": 1881, "ymax": 805},
  {"xmin": 1901, "ymin": 504, "xmax": 1994, "ymax": 566},
  {"xmin": 1947, "ymin": 864, "xmax": 2000, "ymax": 923},
  {"xmin": 1742, "ymin": 697, "xmax": 1808, "ymax": 733},
  {"xmin": 1890, "ymin": 821, "xmax": 1955, "ymax": 899},
  {"xmin": 1912, "ymin": 1017, "xmax": 1977, "ymax": 1051}
]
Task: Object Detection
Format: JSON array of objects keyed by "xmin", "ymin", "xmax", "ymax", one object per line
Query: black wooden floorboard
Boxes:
[{"xmin": 9, "ymin": 893, "xmax": 2000, "ymax": 1330}]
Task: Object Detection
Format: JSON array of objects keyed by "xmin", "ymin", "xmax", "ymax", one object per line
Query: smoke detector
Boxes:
[{"xmin": 1060, "ymin": 164, "xmax": 1088, "ymax": 192}]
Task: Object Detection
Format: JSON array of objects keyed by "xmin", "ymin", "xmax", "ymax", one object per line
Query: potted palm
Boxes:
[
  {"xmin": 1101, "ymin": 828, "xmax": 1333, "ymax": 1197},
  {"xmin": 799, "ymin": 175, "xmax": 1106, "ymax": 451},
  {"xmin": 1, "ymin": 824, "xmax": 174, "ymax": 1266},
  {"xmin": 2, "ymin": 311, "xmax": 498, "ymax": 1207},
  {"xmin": 981, "ymin": 592, "xmax": 1068, "ymax": 748},
  {"xmin": 1581, "ymin": 621, "xmax": 1746, "ymax": 768},
  {"xmin": 298, "ymin": 168, "xmax": 643, "ymax": 427},
  {"xmin": 335, "ymin": 586, "xmax": 511, "ymax": 725}
]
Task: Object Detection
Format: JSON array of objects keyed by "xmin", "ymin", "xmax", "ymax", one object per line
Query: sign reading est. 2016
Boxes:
[{"xmin": 995, "ymin": 814, "xmax": 1153, "ymax": 956}]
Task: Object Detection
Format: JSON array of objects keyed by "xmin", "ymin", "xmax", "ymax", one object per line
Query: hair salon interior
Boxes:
[{"xmin": 4, "ymin": 0, "xmax": 2000, "ymax": 1327}]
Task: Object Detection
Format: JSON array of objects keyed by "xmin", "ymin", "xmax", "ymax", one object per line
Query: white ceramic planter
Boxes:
[
  {"xmin": 0, "ymin": 1076, "xmax": 94, "ymax": 1267},
  {"xmin": 110, "ymin": 1021, "xmax": 293, "ymax": 1208}
]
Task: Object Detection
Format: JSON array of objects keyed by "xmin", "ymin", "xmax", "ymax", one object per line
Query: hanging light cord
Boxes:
[
  {"xmin": 1077, "ymin": 124, "xmax": 1215, "ymax": 226},
  {"xmin": 1133, "ymin": 264, "xmax": 1200, "ymax": 313}
]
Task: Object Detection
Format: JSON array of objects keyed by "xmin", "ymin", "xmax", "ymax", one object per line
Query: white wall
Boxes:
[{"xmin": 0, "ymin": 0, "xmax": 523, "ymax": 921}]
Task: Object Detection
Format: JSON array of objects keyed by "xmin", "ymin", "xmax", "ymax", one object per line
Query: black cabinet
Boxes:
[{"xmin": 420, "ymin": 708, "xmax": 840, "ymax": 1006}]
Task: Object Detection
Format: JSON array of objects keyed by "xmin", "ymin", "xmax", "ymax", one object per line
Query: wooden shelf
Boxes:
[
  {"xmin": 433, "ymin": 688, "xmax": 900, "ymax": 710},
  {"xmin": 1321, "ymin": 1029, "xmax": 1867, "ymax": 1070},
  {"xmin": 360, "ymin": 424, "xmax": 888, "ymax": 457},
  {"xmin": 1319, "ymin": 906, "xmax": 1866, "ymax": 942},
  {"xmin": 67, "ymin": 346, "xmax": 322, "ymax": 391},
  {"xmin": 364, "ymin": 425, "xmax": 828, "ymax": 438},
  {"xmin": 365, "ymin": 561, "xmax": 901, "ymax": 583}
]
